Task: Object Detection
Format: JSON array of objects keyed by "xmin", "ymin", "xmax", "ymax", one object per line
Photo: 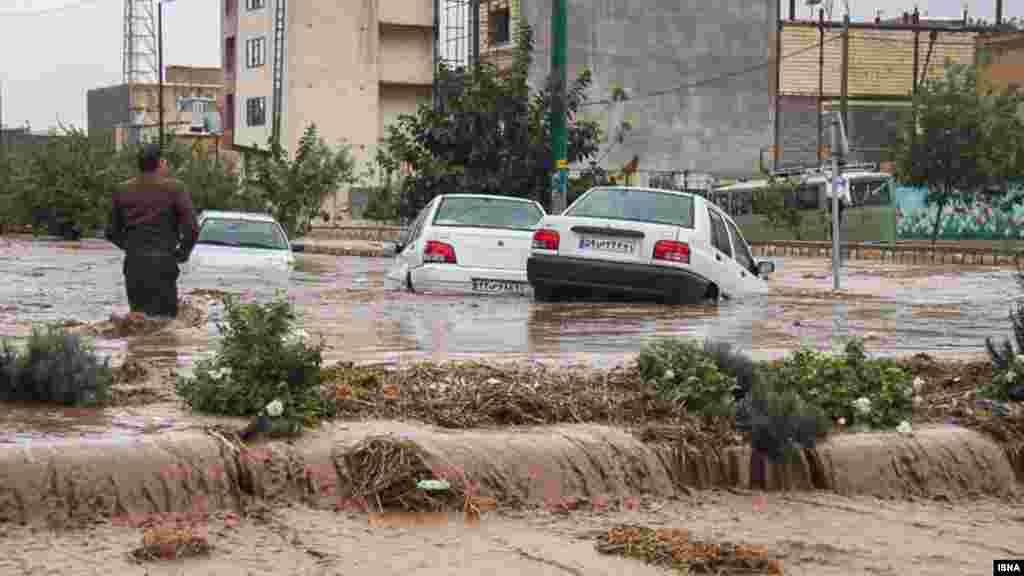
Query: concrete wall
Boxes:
[
  {"xmin": 379, "ymin": 26, "xmax": 435, "ymax": 86},
  {"xmin": 86, "ymin": 84, "xmax": 130, "ymax": 135},
  {"xmin": 379, "ymin": 84, "xmax": 432, "ymax": 138},
  {"xmin": 518, "ymin": 0, "xmax": 777, "ymax": 178}
]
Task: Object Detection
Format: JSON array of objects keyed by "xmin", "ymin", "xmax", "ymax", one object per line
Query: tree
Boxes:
[
  {"xmin": 245, "ymin": 124, "xmax": 358, "ymax": 237},
  {"xmin": 378, "ymin": 20, "xmax": 603, "ymax": 219},
  {"xmin": 893, "ymin": 63, "xmax": 1024, "ymax": 244},
  {"xmin": 750, "ymin": 176, "xmax": 816, "ymax": 241}
]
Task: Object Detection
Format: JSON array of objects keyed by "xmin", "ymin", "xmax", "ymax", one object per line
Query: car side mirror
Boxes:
[{"xmin": 757, "ymin": 260, "xmax": 775, "ymax": 275}]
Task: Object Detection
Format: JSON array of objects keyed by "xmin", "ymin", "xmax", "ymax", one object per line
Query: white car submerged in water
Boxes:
[
  {"xmin": 385, "ymin": 194, "xmax": 547, "ymax": 296},
  {"xmin": 182, "ymin": 211, "xmax": 296, "ymax": 274},
  {"xmin": 526, "ymin": 186, "xmax": 775, "ymax": 304}
]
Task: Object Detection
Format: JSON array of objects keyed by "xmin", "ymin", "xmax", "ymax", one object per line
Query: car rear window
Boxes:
[
  {"xmin": 197, "ymin": 219, "xmax": 289, "ymax": 250},
  {"xmin": 432, "ymin": 197, "xmax": 544, "ymax": 230},
  {"xmin": 565, "ymin": 187, "xmax": 695, "ymax": 228}
]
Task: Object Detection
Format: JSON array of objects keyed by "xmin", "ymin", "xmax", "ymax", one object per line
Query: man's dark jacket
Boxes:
[{"xmin": 105, "ymin": 174, "xmax": 198, "ymax": 258}]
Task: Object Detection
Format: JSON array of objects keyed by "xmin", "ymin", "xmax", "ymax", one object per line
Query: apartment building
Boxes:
[
  {"xmin": 221, "ymin": 0, "xmax": 434, "ymax": 219},
  {"xmin": 88, "ymin": 65, "xmax": 225, "ymax": 150},
  {"xmin": 977, "ymin": 31, "xmax": 1024, "ymax": 98}
]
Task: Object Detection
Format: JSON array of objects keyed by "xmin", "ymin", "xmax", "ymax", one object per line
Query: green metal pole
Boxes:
[{"xmin": 550, "ymin": 0, "xmax": 568, "ymax": 213}]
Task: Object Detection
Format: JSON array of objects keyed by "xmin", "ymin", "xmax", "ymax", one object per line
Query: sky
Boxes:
[{"xmin": 0, "ymin": 0, "xmax": 1020, "ymax": 133}]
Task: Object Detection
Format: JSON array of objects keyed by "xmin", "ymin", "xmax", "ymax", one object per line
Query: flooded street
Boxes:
[
  {"xmin": 0, "ymin": 237, "xmax": 1018, "ymax": 443},
  {"xmin": 1, "ymin": 237, "xmax": 1017, "ymax": 371}
]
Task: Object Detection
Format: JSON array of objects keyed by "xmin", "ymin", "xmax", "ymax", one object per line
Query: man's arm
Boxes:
[
  {"xmin": 174, "ymin": 183, "xmax": 199, "ymax": 262},
  {"xmin": 104, "ymin": 193, "xmax": 125, "ymax": 250}
]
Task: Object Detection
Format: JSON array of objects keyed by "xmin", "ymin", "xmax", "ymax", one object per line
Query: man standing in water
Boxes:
[{"xmin": 105, "ymin": 143, "xmax": 198, "ymax": 318}]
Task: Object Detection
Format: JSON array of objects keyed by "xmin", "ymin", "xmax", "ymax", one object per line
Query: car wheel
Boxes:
[{"xmin": 533, "ymin": 283, "xmax": 557, "ymax": 302}]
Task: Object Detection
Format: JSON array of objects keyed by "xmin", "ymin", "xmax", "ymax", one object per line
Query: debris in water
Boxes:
[
  {"xmin": 131, "ymin": 524, "xmax": 212, "ymax": 562},
  {"xmin": 417, "ymin": 479, "xmax": 451, "ymax": 491},
  {"xmin": 595, "ymin": 524, "xmax": 783, "ymax": 574}
]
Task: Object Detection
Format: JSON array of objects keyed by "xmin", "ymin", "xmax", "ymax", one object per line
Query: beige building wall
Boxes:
[
  {"xmin": 780, "ymin": 24, "xmax": 977, "ymax": 97},
  {"xmin": 124, "ymin": 82, "xmax": 222, "ymax": 144},
  {"xmin": 233, "ymin": 0, "xmax": 275, "ymax": 149}
]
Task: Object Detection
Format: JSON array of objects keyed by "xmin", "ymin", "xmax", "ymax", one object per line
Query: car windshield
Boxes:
[
  {"xmin": 432, "ymin": 197, "xmax": 544, "ymax": 230},
  {"xmin": 566, "ymin": 187, "xmax": 695, "ymax": 228},
  {"xmin": 197, "ymin": 218, "xmax": 289, "ymax": 250}
]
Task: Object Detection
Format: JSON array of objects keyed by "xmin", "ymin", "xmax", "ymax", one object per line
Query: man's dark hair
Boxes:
[{"xmin": 138, "ymin": 143, "xmax": 162, "ymax": 173}]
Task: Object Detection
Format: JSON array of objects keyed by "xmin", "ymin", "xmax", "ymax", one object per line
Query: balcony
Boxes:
[
  {"xmin": 379, "ymin": 27, "xmax": 433, "ymax": 86},
  {"xmin": 378, "ymin": 0, "xmax": 432, "ymax": 29}
]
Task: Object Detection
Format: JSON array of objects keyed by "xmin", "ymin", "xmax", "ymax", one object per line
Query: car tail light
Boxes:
[
  {"xmin": 424, "ymin": 240, "xmax": 457, "ymax": 264},
  {"xmin": 532, "ymin": 229, "xmax": 560, "ymax": 250},
  {"xmin": 653, "ymin": 240, "xmax": 690, "ymax": 263}
]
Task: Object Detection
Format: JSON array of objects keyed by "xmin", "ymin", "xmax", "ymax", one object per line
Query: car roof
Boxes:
[
  {"xmin": 199, "ymin": 211, "xmax": 278, "ymax": 223},
  {"xmin": 585, "ymin": 185, "xmax": 698, "ymax": 199},
  {"xmin": 436, "ymin": 194, "xmax": 542, "ymax": 204}
]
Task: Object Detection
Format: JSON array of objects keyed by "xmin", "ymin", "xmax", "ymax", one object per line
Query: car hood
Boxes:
[{"xmin": 184, "ymin": 244, "xmax": 294, "ymax": 272}]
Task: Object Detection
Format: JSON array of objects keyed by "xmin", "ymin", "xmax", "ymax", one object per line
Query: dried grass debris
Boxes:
[
  {"xmin": 131, "ymin": 523, "xmax": 212, "ymax": 562},
  {"xmin": 596, "ymin": 524, "xmax": 783, "ymax": 574}
]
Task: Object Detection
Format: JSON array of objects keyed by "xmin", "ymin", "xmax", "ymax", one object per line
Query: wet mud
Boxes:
[{"xmin": 0, "ymin": 420, "xmax": 1017, "ymax": 528}]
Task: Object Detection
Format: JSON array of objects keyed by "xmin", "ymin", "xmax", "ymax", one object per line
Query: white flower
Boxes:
[
  {"xmin": 913, "ymin": 376, "xmax": 925, "ymax": 393},
  {"xmin": 265, "ymin": 399, "xmax": 284, "ymax": 417},
  {"xmin": 896, "ymin": 421, "xmax": 913, "ymax": 435},
  {"xmin": 1006, "ymin": 370, "xmax": 1017, "ymax": 383},
  {"xmin": 838, "ymin": 417, "xmax": 847, "ymax": 426},
  {"xmin": 853, "ymin": 397, "xmax": 872, "ymax": 416},
  {"xmin": 664, "ymin": 369, "xmax": 676, "ymax": 380}
]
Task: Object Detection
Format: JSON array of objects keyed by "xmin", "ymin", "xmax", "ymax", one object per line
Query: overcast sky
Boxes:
[{"xmin": 0, "ymin": 0, "xmax": 1020, "ymax": 133}]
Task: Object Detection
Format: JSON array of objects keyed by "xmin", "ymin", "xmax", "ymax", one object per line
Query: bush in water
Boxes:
[
  {"xmin": 636, "ymin": 338, "xmax": 737, "ymax": 417},
  {"xmin": 175, "ymin": 294, "xmax": 329, "ymax": 430},
  {"xmin": 747, "ymin": 367, "xmax": 831, "ymax": 464},
  {"xmin": 984, "ymin": 294, "xmax": 1024, "ymax": 402},
  {"xmin": 0, "ymin": 327, "xmax": 112, "ymax": 406}
]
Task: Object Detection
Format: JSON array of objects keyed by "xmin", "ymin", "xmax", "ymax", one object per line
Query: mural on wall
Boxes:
[{"xmin": 896, "ymin": 185, "xmax": 1024, "ymax": 241}]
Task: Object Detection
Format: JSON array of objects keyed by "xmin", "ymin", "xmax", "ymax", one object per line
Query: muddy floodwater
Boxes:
[
  {"xmin": 1, "ymin": 237, "xmax": 1017, "ymax": 373},
  {"xmin": 0, "ymin": 237, "xmax": 1019, "ymax": 443}
]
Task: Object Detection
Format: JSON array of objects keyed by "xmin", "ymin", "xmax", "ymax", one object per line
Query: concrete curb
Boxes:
[{"xmin": 0, "ymin": 422, "xmax": 1017, "ymax": 526}]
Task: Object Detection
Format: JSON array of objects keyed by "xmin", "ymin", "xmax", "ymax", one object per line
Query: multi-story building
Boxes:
[
  {"xmin": 977, "ymin": 31, "xmax": 1024, "ymax": 99},
  {"xmin": 774, "ymin": 16, "xmax": 977, "ymax": 169},
  {"xmin": 87, "ymin": 65, "xmax": 225, "ymax": 151},
  {"xmin": 221, "ymin": 0, "xmax": 434, "ymax": 220}
]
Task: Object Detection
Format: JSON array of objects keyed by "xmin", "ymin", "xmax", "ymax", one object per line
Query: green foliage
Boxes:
[
  {"xmin": 175, "ymin": 294, "xmax": 329, "ymax": 430},
  {"xmin": 378, "ymin": 20, "xmax": 603, "ymax": 218},
  {"xmin": 893, "ymin": 62, "xmax": 1024, "ymax": 245},
  {"xmin": 361, "ymin": 185, "xmax": 400, "ymax": 222},
  {"xmin": 748, "ymin": 369, "xmax": 831, "ymax": 463},
  {"xmin": 751, "ymin": 176, "xmax": 809, "ymax": 241},
  {"xmin": 0, "ymin": 327, "xmax": 112, "ymax": 406},
  {"xmin": 636, "ymin": 339, "xmax": 737, "ymax": 416},
  {"xmin": 245, "ymin": 124, "xmax": 357, "ymax": 237},
  {"xmin": 762, "ymin": 339, "xmax": 913, "ymax": 430},
  {"xmin": 984, "ymin": 276, "xmax": 1024, "ymax": 401}
]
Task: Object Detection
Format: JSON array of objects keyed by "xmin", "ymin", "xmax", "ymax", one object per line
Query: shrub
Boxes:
[
  {"xmin": 761, "ymin": 339, "xmax": 913, "ymax": 430},
  {"xmin": 0, "ymin": 327, "xmax": 112, "ymax": 406},
  {"xmin": 747, "ymin": 369, "xmax": 831, "ymax": 463},
  {"xmin": 636, "ymin": 338, "xmax": 736, "ymax": 416},
  {"xmin": 175, "ymin": 294, "xmax": 328, "ymax": 431},
  {"xmin": 985, "ymin": 298, "xmax": 1024, "ymax": 401}
]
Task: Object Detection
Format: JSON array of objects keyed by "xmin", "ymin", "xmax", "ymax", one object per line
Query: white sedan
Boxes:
[
  {"xmin": 526, "ymin": 186, "xmax": 775, "ymax": 304},
  {"xmin": 385, "ymin": 194, "xmax": 547, "ymax": 296},
  {"xmin": 182, "ymin": 211, "xmax": 296, "ymax": 274}
]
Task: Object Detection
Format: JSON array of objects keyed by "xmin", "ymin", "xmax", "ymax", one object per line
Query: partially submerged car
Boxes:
[
  {"xmin": 385, "ymin": 194, "xmax": 547, "ymax": 296},
  {"xmin": 526, "ymin": 186, "xmax": 774, "ymax": 304},
  {"xmin": 182, "ymin": 211, "xmax": 296, "ymax": 273}
]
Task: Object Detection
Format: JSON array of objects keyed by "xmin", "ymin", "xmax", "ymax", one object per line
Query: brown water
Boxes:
[{"xmin": 0, "ymin": 237, "xmax": 1017, "ymax": 443}]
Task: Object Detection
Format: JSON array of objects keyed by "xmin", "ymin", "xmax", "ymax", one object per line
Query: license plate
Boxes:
[
  {"xmin": 579, "ymin": 236, "xmax": 636, "ymax": 254},
  {"xmin": 471, "ymin": 278, "xmax": 527, "ymax": 294}
]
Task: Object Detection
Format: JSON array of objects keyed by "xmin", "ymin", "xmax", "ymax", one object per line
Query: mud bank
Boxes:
[{"xmin": 0, "ymin": 421, "xmax": 1018, "ymax": 527}]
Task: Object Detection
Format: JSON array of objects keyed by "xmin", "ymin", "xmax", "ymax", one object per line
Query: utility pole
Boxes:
[
  {"xmin": 158, "ymin": 0, "xmax": 164, "ymax": 146},
  {"xmin": 840, "ymin": 12, "xmax": 849, "ymax": 135},
  {"xmin": 550, "ymin": 0, "xmax": 568, "ymax": 213},
  {"xmin": 817, "ymin": 8, "xmax": 824, "ymax": 164},
  {"xmin": 996, "ymin": 0, "xmax": 1003, "ymax": 27},
  {"xmin": 830, "ymin": 112, "xmax": 843, "ymax": 290}
]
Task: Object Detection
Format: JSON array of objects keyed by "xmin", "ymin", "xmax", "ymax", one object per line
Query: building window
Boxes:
[
  {"xmin": 246, "ymin": 37, "xmax": 265, "ymax": 68},
  {"xmin": 226, "ymin": 94, "xmax": 235, "ymax": 131},
  {"xmin": 225, "ymin": 36, "xmax": 236, "ymax": 73},
  {"xmin": 246, "ymin": 97, "xmax": 266, "ymax": 126},
  {"xmin": 225, "ymin": 0, "xmax": 235, "ymax": 16},
  {"xmin": 246, "ymin": 0, "xmax": 265, "ymax": 10},
  {"xmin": 489, "ymin": 8, "xmax": 511, "ymax": 45}
]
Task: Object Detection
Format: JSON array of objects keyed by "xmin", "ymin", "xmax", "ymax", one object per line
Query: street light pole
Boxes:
[{"xmin": 550, "ymin": 0, "xmax": 568, "ymax": 213}]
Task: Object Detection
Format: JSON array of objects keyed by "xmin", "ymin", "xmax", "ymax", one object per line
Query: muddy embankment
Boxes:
[{"xmin": 0, "ymin": 419, "xmax": 1018, "ymax": 527}]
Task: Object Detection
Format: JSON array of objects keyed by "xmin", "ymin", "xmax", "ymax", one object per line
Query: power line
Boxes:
[
  {"xmin": 0, "ymin": 0, "xmax": 99, "ymax": 16},
  {"xmin": 580, "ymin": 34, "xmax": 845, "ymax": 108}
]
